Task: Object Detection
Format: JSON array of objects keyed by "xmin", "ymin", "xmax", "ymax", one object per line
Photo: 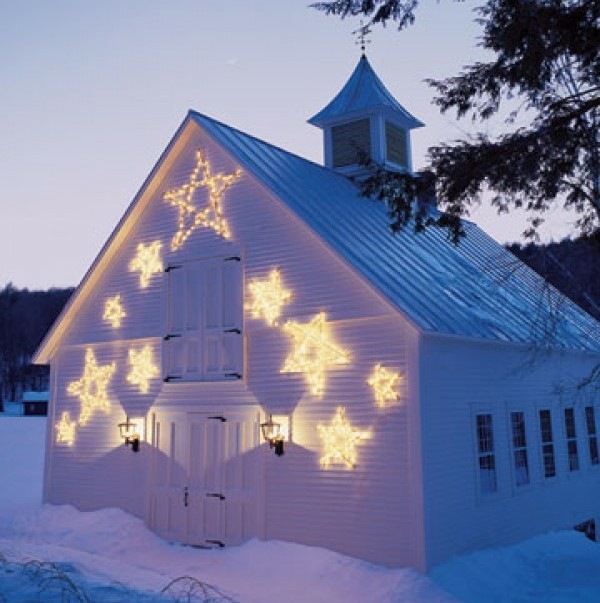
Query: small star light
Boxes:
[
  {"xmin": 67, "ymin": 348, "xmax": 116, "ymax": 425},
  {"xmin": 367, "ymin": 364, "xmax": 402, "ymax": 408},
  {"xmin": 280, "ymin": 312, "xmax": 350, "ymax": 396},
  {"xmin": 129, "ymin": 241, "xmax": 163, "ymax": 288},
  {"xmin": 127, "ymin": 345, "xmax": 159, "ymax": 394},
  {"xmin": 318, "ymin": 407, "xmax": 371, "ymax": 469},
  {"xmin": 248, "ymin": 269, "xmax": 292, "ymax": 326},
  {"xmin": 163, "ymin": 149, "xmax": 242, "ymax": 250},
  {"xmin": 103, "ymin": 295, "xmax": 126, "ymax": 328},
  {"xmin": 55, "ymin": 411, "xmax": 76, "ymax": 446}
]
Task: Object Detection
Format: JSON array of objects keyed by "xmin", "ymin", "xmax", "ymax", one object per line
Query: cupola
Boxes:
[{"xmin": 308, "ymin": 55, "xmax": 424, "ymax": 178}]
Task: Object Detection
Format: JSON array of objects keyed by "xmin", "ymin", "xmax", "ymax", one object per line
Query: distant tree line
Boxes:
[
  {"xmin": 0, "ymin": 284, "xmax": 73, "ymax": 407},
  {"xmin": 508, "ymin": 235, "xmax": 600, "ymax": 322}
]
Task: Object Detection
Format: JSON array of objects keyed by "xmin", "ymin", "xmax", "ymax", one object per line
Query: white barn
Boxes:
[{"xmin": 34, "ymin": 56, "xmax": 600, "ymax": 571}]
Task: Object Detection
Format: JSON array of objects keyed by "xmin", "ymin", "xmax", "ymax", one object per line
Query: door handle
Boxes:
[
  {"xmin": 183, "ymin": 486, "xmax": 189, "ymax": 507},
  {"xmin": 206, "ymin": 492, "xmax": 225, "ymax": 500}
]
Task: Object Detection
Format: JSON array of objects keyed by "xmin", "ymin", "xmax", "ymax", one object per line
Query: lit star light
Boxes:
[
  {"xmin": 163, "ymin": 149, "xmax": 242, "ymax": 250},
  {"xmin": 129, "ymin": 241, "xmax": 163, "ymax": 288},
  {"xmin": 280, "ymin": 312, "xmax": 350, "ymax": 396},
  {"xmin": 248, "ymin": 269, "xmax": 292, "ymax": 326},
  {"xmin": 55, "ymin": 411, "xmax": 76, "ymax": 446},
  {"xmin": 103, "ymin": 295, "xmax": 127, "ymax": 328},
  {"xmin": 127, "ymin": 345, "xmax": 159, "ymax": 394},
  {"xmin": 318, "ymin": 407, "xmax": 371, "ymax": 469},
  {"xmin": 67, "ymin": 348, "xmax": 116, "ymax": 425},
  {"xmin": 367, "ymin": 364, "xmax": 402, "ymax": 408}
]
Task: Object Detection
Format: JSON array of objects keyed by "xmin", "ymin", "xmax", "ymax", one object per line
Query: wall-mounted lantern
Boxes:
[
  {"xmin": 260, "ymin": 414, "xmax": 285, "ymax": 456},
  {"xmin": 118, "ymin": 416, "xmax": 140, "ymax": 452}
]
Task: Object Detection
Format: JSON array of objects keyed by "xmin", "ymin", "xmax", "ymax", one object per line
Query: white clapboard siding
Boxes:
[{"xmin": 420, "ymin": 335, "xmax": 600, "ymax": 568}]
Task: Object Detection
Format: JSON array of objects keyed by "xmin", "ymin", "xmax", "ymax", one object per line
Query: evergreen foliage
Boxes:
[
  {"xmin": 313, "ymin": 0, "xmax": 600, "ymax": 241},
  {"xmin": 508, "ymin": 234, "xmax": 600, "ymax": 322},
  {"xmin": 0, "ymin": 284, "xmax": 73, "ymax": 403}
]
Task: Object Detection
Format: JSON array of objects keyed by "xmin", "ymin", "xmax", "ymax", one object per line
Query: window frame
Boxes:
[
  {"xmin": 584, "ymin": 406, "xmax": 599, "ymax": 467},
  {"xmin": 475, "ymin": 412, "xmax": 498, "ymax": 497},
  {"xmin": 564, "ymin": 407, "xmax": 580, "ymax": 472},
  {"xmin": 538, "ymin": 409, "xmax": 557, "ymax": 479},
  {"xmin": 509, "ymin": 411, "xmax": 530, "ymax": 487}
]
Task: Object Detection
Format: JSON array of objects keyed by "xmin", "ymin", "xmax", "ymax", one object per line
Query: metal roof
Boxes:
[
  {"xmin": 192, "ymin": 110, "xmax": 600, "ymax": 352},
  {"xmin": 308, "ymin": 56, "xmax": 424, "ymax": 129}
]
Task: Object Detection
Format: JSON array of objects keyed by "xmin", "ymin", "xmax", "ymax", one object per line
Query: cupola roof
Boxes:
[{"xmin": 308, "ymin": 55, "xmax": 424, "ymax": 129}]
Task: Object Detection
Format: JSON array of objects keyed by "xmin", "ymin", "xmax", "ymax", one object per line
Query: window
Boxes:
[
  {"xmin": 164, "ymin": 255, "xmax": 243, "ymax": 382},
  {"xmin": 510, "ymin": 411, "xmax": 530, "ymax": 486},
  {"xmin": 564, "ymin": 408, "xmax": 580, "ymax": 471},
  {"xmin": 539, "ymin": 410, "xmax": 556, "ymax": 478},
  {"xmin": 385, "ymin": 121, "xmax": 408, "ymax": 167},
  {"xmin": 585, "ymin": 406, "xmax": 599, "ymax": 466},
  {"xmin": 332, "ymin": 119, "xmax": 371, "ymax": 168},
  {"xmin": 476, "ymin": 414, "xmax": 497, "ymax": 495}
]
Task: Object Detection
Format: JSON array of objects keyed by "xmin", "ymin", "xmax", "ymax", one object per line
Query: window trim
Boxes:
[{"xmin": 509, "ymin": 410, "xmax": 530, "ymax": 488}]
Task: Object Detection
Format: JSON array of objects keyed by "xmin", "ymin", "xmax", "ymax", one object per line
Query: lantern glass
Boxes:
[
  {"xmin": 260, "ymin": 416, "xmax": 281, "ymax": 442},
  {"xmin": 118, "ymin": 418, "xmax": 139, "ymax": 441}
]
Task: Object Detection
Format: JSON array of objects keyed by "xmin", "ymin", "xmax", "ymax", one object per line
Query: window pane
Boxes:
[
  {"xmin": 565, "ymin": 408, "xmax": 577, "ymax": 438},
  {"xmin": 543, "ymin": 443, "xmax": 556, "ymax": 477},
  {"xmin": 511, "ymin": 412, "xmax": 527, "ymax": 448},
  {"xmin": 568, "ymin": 440, "xmax": 580, "ymax": 471},
  {"xmin": 539, "ymin": 410, "xmax": 553, "ymax": 443},
  {"xmin": 476, "ymin": 414, "xmax": 497, "ymax": 494},
  {"xmin": 479, "ymin": 454, "xmax": 497, "ymax": 494},
  {"xmin": 514, "ymin": 449, "xmax": 530, "ymax": 486},
  {"xmin": 585, "ymin": 407, "xmax": 597, "ymax": 436}
]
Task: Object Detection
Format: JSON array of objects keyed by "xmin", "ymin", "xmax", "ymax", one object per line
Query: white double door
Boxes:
[{"xmin": 150, "ymin": 408, "xmax": 263, "ymax": 547}]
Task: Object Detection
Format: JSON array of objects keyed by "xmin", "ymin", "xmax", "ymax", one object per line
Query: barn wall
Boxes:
[
  {"xmin": 420, "ymin": 334, "xmax": 600, "ymax": 569},
  {"xmin": 46, "ymin": 122, "xmax": 426, "ymax": 568}
]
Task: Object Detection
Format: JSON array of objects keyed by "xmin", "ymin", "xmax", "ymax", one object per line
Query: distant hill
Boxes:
[
  {"xmin": 508, "ymin": 235, "xmax": 600, "ymax": 323},
  {"xmin": 0, "ymin": 284, "xmax": 73, "ymax": 405}
]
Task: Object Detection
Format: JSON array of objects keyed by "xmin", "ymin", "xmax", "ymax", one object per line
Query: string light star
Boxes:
[
  {"xmin": 55, "ymin": 411, "xmax": 76, "ymax": 446},
  {"xmin": 247, "ymin": 269, "xmax": 292, "ymax": 326},
  {"xmin": 280, "ymin": 312, "xmax": 350, "ymax": 396},
  {"xmin": 103, "ymin": 295, "xmax": 127, "ymax": 328},
  {"xmin": 127, "ymin": 345, "xmax": 159, "ymax": 394},
  {"xmin": 129, "ymin": 241, "xmax": 163, "ymax": 288},
  {"xmin": 67, "ymin": 348, "xmax": 116, "ymax": 425},
  {"xmin": 318, "ymin": 407, "xmax": 371, "ymax": 469},
  {"xmin": 367, "ymin": 364, "xmax": 402, "ymax": 408},
  {"xmin": 163, "ymin": 149, "xmax": 242, "ymax": 250}
]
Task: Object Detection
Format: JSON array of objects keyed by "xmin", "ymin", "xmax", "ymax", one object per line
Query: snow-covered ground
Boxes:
[{"xmin": 0, "ymin": 416, "xmax": 599, "ymax": 602}]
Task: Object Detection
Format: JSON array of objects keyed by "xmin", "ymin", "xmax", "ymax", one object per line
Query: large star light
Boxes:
[
  {"xmin": 55, "ymin": 411, "xmax": 76, "ymax": 446},
  {"xmin": 248, "ymin": 269, "xmax": 292, "ymax": 326},
  {"xmin": 163, "ymin": 150, "xmax": 242, "ymax": 250},
  {"xmin": 280, "ymin": 312, "xmax": 350, "ymax": 396},
  {"xmin": 127, "ymin": 345, "xmax": 159, "ymax": 394},
  {"xmin": 103, "ymin": 295, "xmax": 127, "ymax": 328},
  {"xmin": 367, "ymin": 363, "xmax": 402, "ymax": 408},
  {"xmin": 318, "ymin": 406, "xmax": 371, "ymax": 469},
  {"xmin": 67, "ymin": 348, "xmax": 116, "ymax": 425},
  {"xmin": 129, "ymin": 241, "xmax": 163, "ymax": 288}
]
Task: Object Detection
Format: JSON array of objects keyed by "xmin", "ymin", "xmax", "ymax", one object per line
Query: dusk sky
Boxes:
[{"xmin": 1, "ymin": 1, "xmax": 576, "ymax": 290}]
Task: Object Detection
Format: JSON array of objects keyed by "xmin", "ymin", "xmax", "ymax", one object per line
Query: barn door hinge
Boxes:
[
  {"xmin": 163, "ymin": 375, "xmax": 182, "ymax": 383},
  {"xmin": 224, "ymin": 256, "xmax": 241, "ymax": 262},
  {"xmin": 165, "ymin": 264, "xmax": 183, "ymax": 272},
  {"xmin": 225, "ymin": 372, "xmax": 242, "ymax": 379},
  {"xmin": 208, "ymin": 415, "xmax": 227, "ymax": 422},
  {"xmin": 183, "ymin": 486, "xmax": 189, "ymax": 508},
  {"xmin": 224, "ymin": 327, "xmax": 241, "ymax": 334},
  {"xmin": 163, "ymin": 333, "xmax": 182, "ymax": 341},
  {"xmin": 206, "ymin": 492, "xmax": 225, "ymax": 500},
  {"xmin": 205, "ymin": 539, "xmax": 225, "ymax": 548}
]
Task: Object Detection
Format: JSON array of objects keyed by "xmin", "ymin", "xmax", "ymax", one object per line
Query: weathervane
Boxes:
[{"xmin": 352, "ymin": 20, "xmax": 372, "ymax": 56}]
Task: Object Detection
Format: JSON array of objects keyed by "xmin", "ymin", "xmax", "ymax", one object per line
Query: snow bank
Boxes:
[{"xmin": 1, "ymin": 416, "xmax": 599, "ymax": 603}]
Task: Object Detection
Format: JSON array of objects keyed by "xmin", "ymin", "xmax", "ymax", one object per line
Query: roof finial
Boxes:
[{"xmin": 352, "ymin": 20, "xmax": 372, "ymax": 57}]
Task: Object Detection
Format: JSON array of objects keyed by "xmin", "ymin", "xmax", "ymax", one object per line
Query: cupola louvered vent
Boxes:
[
  {"xmin": 332, "ymin": 119, "xmax": 371, "ymax": 168},
  {"xmin": 385, "ymin": 121, "xmax": 408, "ymax": 168}
]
